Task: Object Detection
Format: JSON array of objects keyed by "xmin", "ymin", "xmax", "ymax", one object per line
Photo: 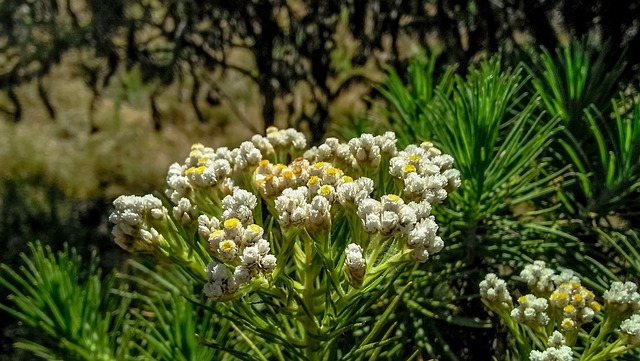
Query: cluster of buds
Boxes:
[
  {"xmin": 110, "ymin": 128, "xmax": 460, "ymax": 302},
  {"xmin": 389, "ymin": 143, "xmax": 461, "ymax": 203},
  {"xmin": 480, "ymin": 261, "xmax": 640, "ymax": 360},
  {"xmin": 549, "ymin": 281, "xmax": 600, "ymax": 331},
  {"xmin": 109, "ymin": 195, "xmax": 168, "ymax": 252}
]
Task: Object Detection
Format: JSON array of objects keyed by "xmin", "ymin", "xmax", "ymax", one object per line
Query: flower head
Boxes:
[
  {"xmin": 479, "ymin": 273, "xmax": 512, "ymax": 310},
  {"xmin": 529, "ymin": 346, "xmax": 573, "ymax": 361},
  {"xmin": 603, "ymin": 281, "xmax": 640, "ymax": 313},
  {"xmin": 510, "ymin": 294, "xmax": 549, "ymax": 327},
  {"xmin": 620, "ymin": 314, "xmax": 640, "ymax": 345}
]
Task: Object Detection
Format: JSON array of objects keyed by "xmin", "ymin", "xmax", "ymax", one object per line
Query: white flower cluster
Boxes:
[
  {"xmin": 603, "ymin": 281, "xmax": 640, "ymax": 313},
  {"xmin": 344, "ymin": 243, "xmax": 366, "ymax": 286},
  {"xmin": 549, "ymin": 281, "xmax": 600, "ymax": 331},
  {"xmin": 203, "ymin": 218, "xmax": 276, "ymax": 300},
  {"xmin": 520, "ymin": 260, "xmax": 556, "ymax": 295},
  {"xmin": 304, "ymin": 137, "xmax": 357, "ymax": 169},
  {"xmin": 407, "ymin": 215, "xmax": 443, "ymax": 263},
  {"xmin": 389, "ymin": 142, "xmax": 461, "ymax": 203},
  {"xmin": 222, "ymin": 187, "xmax": 257, "ymax": 224},
  {"xmin": 305, "ymin": 132, "xmax": 397, "ymax": 170},
  {"xmin": 357, "ymin": 195, "xmax": 415, "ymax": 234},
  {"xmin": 529, "ymin": 345, "xmax": 573, "ymax": 361},
  {"xmin": 620, "ymin": 314, "xmax": 640, "ymax": 345},
  {"xmin": 109, "ymin": 195, "xmax": 167, "ymax": 252},
  {"xmin": 347, "ymin": 132, "xmax": 397, "ymax": 168},
  {"xmin": 547, "ymin": 330, "xmax": 566, "ymax": 348},
  {"xmin": 255, "ymin": 158, "xmax": 310, "ymax": 197},
  {"xmin": 265, "ymin": 126, "xmax": 307, "ymax": 151},
  {"xmin": 273, "ymin": 186, "xmax": 332, "ymax": 230},
  {"xmin": 335, "ymin": 176, "xmax": 375, "ymax": 206},
  {"xmin": 479, "ymin": 273, "xmax": 513, "ymax": 310},
  {"xmin": 197, "ymin": 187, "xmax": 277, "ymax": 300},
  {"xmin": 510, "ymin": 294, "xmax": 549, "ymax": 326},
  {"xmin": 249, "ymin": 127, "xmax": 306, "ymax": 161},
  {"xmin": 230, "ymin": 141, "xmax": 263, "ymax": 171},
  {"xmin": 173, "ymin": 197, "xmax": 198, "ymax": 224},
  {"xmin": 203, "ymin": 262, "xmax": 238, "ymax": 300},
  {"xmin": 165, "ymin": 143, "xmax": 233, "ymax": 203}
]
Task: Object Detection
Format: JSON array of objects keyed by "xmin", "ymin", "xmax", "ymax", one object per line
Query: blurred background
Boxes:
[{"xmin": 1, "ymin": 0, "xmax": 639, "ymax": 359}]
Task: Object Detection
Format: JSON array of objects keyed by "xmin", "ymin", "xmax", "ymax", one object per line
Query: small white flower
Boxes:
[
  {"xmin": 205, "ymin": 262, "xmax": 228, "ymax": 282},
  {"xmin": 233, "ymin": 265, "xmax": 253, "ymax": 284},
  {"xmin": 344, "ymin": 243, "xmax": 366, "ymax": 284},
  {"xmin": 552, "ymin": 269, "xmax": 580, "ymax": 286},
  {"xmin": 185, "ymin": 165, "xmax": 218, "ymax": 188},
  {"xmin": 307, "ymin": 195, "xmax": 331, "ymax": 229},
  {"xmin": 548, "ymin": 330, "xmax": 565, "ymax": 348},
  {"xmin": 260, "ymin": 254, "xmax": 277, "ymax": 273},
  {"xmin": 442, "ymin": 168, "xmax": 462, "ymax": 191},
  {"xmin": 203, "ymin": 282, "xmax": 224, "ymax": 299},
  {"xmin": 275, "ymin": 187, "xmax": 309, "ymax": 227},
  {"xmin": 529, "ymin": 346, "xmax": 573, "ymax": 361},
  {"xmin": 511, "ymin": 294, "xmax": 549, "ymax": 326},
  {"xmin": 604, "ymin": 281, "xmax": 640, "ymax": 313},
  {"xmin": 520, "ymin": 260, "xmax": 556, "ymax": 294},
  {"xmin": 173, "ymin": 197, "xmax": 198, "ymax": 224},
  {"xmin": 345, "ymin": 243, "xmax": 365, "ymax": 268},
  {"xmin": 620, "ymin": 314, "xmax": 640, "ymax": 345},
  {"xmin": 198, "ymin": 215, "xmax": 220, "ymax": 240},
  {"xmin": 241, "ymin": 246, "xmax": 261, "ymax": 266},
  {"xmin": 251, "ymin": 134, "xmax": 275, "ymax": 156},
  {"xmin": 255, "ymin": 238, "xmax": 271, "ymax": 256},
  {"xmin": 410, "ymin": 246, "xmax": 429, "ymax": 263},
  {"xmin": 222, "ymin": 187, "xmax": 257, "ymax": 224},
  {"xmin": 218, "ymin": 240, "xmax": 239, "ymax": 261},
  {"xmin": 407, "ymin": 216, "xmax": 438, "ymax": 247},
  {"xmin": 242, "ymin": 224, "xmax": 264, "ymax": 246},
  {"xmin": 479, "ymin": 273, "xmax": 512, "ymax": 309}
]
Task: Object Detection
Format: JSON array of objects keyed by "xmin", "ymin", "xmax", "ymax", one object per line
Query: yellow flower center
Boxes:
[
  {"xmin": 308, "ymin": 176, "xmax": 320, "ymax": 185},
  {"xmin": 563, "ymin": 305, "xmax": 576, "ymax": 313},
  {"xmin": 327, "ymin": 167, "xmax": 341, "ymax": 175},
  {"xmin": 313, "ymin": 162, "xmax": 326, "ymax": 169},
  {"xmin": 259, "ymin": 159, "xmax": 270, "ymax": 167},
  {"xmin": 561, "ymin": 318, "xmax": 575, "ymax": 330},
  {"xmin": 220, "ymin": 240, "xmax": 235, "ymax": 253},
  {"xmin": 248, "ymin": 224, "xmax": 262, "ymax": 233},
  {"xmin": 518, "ymin": 296, "xmax": 527, "ymax": 303},
  {"xmin": 408, "ymin": 155, "xmax": 421, "ymax": 162},
  {"xmin": 387, "ymin": 194, "xmax": 401, "ymax": 202},
  {"xmin": 209, "ymin": 230, "xmax": 224, "ymax": 240},
  {"xmin": 342, "ymin": 176, "xmax": 353, "ymax": 183},
  {"xmin": 574, "ymin": 294, "xmax": 583, "ymax": 302},
  {"xmin": 224, "ymin": 218, "xmax": 239, "ymax": 228},
  {"xmin": 320, "ymin": 185, "xmax": 332, "ymax": 195},
  {"xmin": 283, "ymin": 170, "xmax": 294, "ymax": 179},
  {"xmin": 591, "ymin": 301, "xmax": 601, "ymax": 312},
  {"xmin": 404, "ymin": 164, "xmax": 417, "ymax": 173}
]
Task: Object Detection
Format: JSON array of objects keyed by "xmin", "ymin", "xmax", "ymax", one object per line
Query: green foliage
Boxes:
[
  {"xmin": 525, "ymin": 40, "xmax": 626, "ymax": 128},
  {"xmin": 378, "ymin": 56, "xmax": 456, "ymax": 146},
  {"xmin": 525, "ymin": 40, "xmax": 639, "ymax": 222},
  {"xmin": 555, "ymin": 99, "xmax": 640, "ymax": 220},
  {"xmin": 0, "ymin": 242, "xmax": 131, "ymax": 361}
]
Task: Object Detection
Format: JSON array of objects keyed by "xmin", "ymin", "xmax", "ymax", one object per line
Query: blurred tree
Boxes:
[{"xmin": 0, "ymin": 0, "xmax": 639, "ymax": 140}]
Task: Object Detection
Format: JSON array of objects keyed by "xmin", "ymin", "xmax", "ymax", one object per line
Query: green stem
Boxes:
[{"xmin": 303, "ymin": 230, "xmax": 319, "ymax": 361}]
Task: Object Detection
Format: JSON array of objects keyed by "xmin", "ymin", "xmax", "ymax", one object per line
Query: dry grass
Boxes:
[{"xmin": 0, "ymin": 53, "xmax": 262, "ymax": 199}]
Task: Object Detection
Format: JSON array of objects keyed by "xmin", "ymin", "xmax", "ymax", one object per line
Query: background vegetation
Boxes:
[{"xmin": 1, "ymin": 0, "xmax": 639, "ymax": 360}]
